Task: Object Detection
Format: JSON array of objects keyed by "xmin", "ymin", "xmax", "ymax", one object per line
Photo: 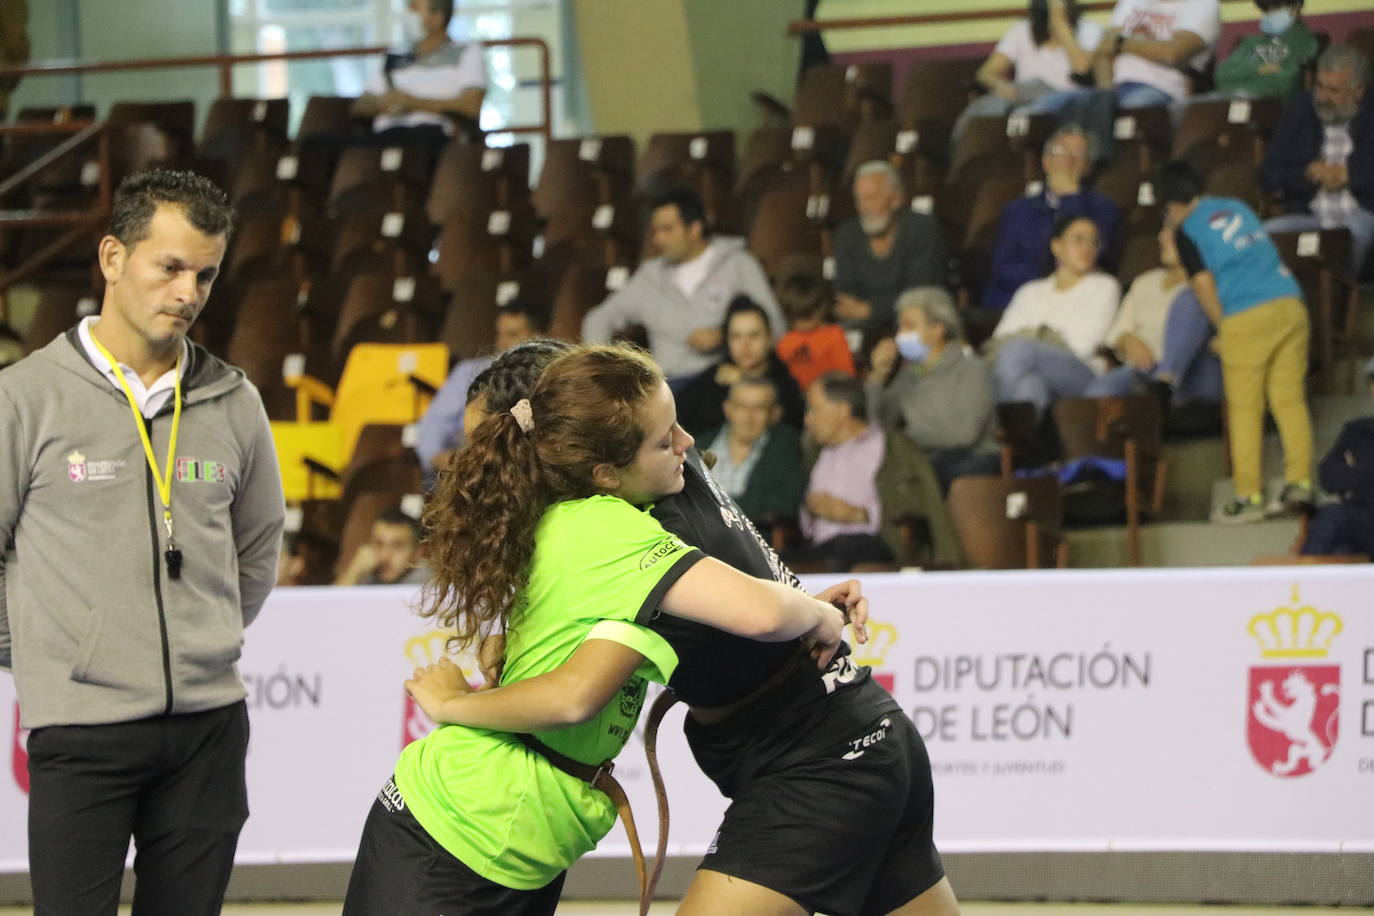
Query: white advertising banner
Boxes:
[{"xmin": 2, "ymin": 565, "xmax": 1373, "ymax": 873}]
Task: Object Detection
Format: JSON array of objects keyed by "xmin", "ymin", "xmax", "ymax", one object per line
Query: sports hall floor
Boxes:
[{"xmin": 0, "ymin": 903, "xmax": 1348, "ymax": 914}]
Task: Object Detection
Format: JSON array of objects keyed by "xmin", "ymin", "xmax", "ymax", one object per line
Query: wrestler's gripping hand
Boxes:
[
  {"xmin": 814, "ymin": 578, "xmax": 870, "ymax": 645},
  {"xmin": 406, "ymin": 657, "xmax": 471, "ymax": 723},
  {"xmin": 808, "ymin": 600, "xmax": 848, "ymax": 670}
]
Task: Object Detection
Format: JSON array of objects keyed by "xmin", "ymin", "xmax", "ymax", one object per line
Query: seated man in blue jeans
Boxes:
[
  {"xmin": 1086, "ymin": 222, "xmax": 1222, "ymax": 403},
  {"xmin": 1062, "ymin": 0, "xmax": 1221, "ymax": 162}
]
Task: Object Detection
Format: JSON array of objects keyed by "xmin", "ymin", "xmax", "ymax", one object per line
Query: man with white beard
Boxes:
[
  {"xmin": 1261, "ymin": 44, "xmax": 1374, "ymax": 280},
  {"xmin": 832, "ymin": 160, "xmax": 947, "ymax": 338}
]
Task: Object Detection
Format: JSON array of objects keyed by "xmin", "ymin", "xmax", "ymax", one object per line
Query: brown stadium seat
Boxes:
[
  {"xmin": 426, "ymin": 141, "xmax": 531, "ymax": 227},
  {"xmin": 534, "ymin": 135, "xmax": 636, "ymax": 258},
  {"xmin": 330, "ymin": 269, "xmax": 446, "ymax": 365},
  {"xmin": 896, "ymin": 56, "xmax": 984, "ymax": 165},
  {"xmin": 1172, "ymin": 96, "xmax": 1282, "ymax": 176},
  {"xmin": 637, "ymin": 130, "xmax": 737, "ymax": 230},
  {"xmin": 1269, "ymin": 227, "xmax": 1361, "ymax": 393},
  {"xmin": 196, "ymin": 97, "xmax": 291, "ymax": 186},
  {"xmin": 947, "ymin": 474, "xmax": 1067, "ymax": 569},
  {"xmin": 1052, "ymin": 394, "xmax": 1168, "ymax": 567},
  {"xmin": 438, "ymin": 266, "xmax": 551, "ymax": 361},
  {"xmin": 745, "ymin": 167, "xmax": 824, "ymax": 280},
  {"xmin": 22, "ymin": 284, "xmax": 99, "ymax": 353}
]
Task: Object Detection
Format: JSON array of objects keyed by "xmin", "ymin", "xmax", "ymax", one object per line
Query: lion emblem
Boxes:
[{"xmin": 1250, "ymin": 670, "xmax": 1339, "ymax": 776}]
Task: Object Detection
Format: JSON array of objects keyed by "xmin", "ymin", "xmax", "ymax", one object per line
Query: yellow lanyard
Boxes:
[{"xmin": 90, "ymin": 334, "xmax": 184, "ymax": 558}]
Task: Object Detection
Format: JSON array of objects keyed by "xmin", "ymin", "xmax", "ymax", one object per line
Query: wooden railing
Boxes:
[
  {"xmin": 0, "ymin": 37, "xmax": 553, "ymax": 141},
  {"xmin": 787, "ymin": 0, "xmax": 1250, "ymax": 34}
]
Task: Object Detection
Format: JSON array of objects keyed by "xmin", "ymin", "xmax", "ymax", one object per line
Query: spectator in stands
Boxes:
[
  {"xmin": 832, "ymin": 161, "xmax": 946, "ymax": 337},
  {"xmin": 581, "ymin": 187, "xmax": 783, "ymax": 383},
  {"xmin": 953, "ymin": 0, "xmax": 1102, "ymax": 140},
  {"xmin": 415, "ymin": 297, "xmax": 546, "ymax": 477},
  {"xmin": 1161, "ymin": 160, "xmax": 1314, "ymax": 523},
  {"xmin": 987, "ymin": 214, "xmax": 1120, "ymax": 413},
  {"xmin": 335, "ymin": 507, "xmax": 427, "ymax": 586},
  {"xmin": 700, "ymin": 377, "xmax": 807, "ymax": 533},
  {"xmin": 0, "ymin": 0, "xmax": 28, "ymax": 119},
  {"xmin": 775, "ymin": 271, "xmax": 856, "ymax": 390},
  {"xmin": 1260, "ymin": 45, "xmax": 1374, "ymax": 280},
  {"xmin": 675, "ymin": 295, "xmax": 804, "ymax": 437},
  {"xmin": 1301, "ymin": 355, "xmax": 1374, "ymax": 559},
  {"xmin": 0, "ymin": 321, "xmax": 22, "ymax": 370},
  {"xmin": 354, "ymin": 0, "xmax": 486, "ymax": 152},
  {"xmin": 797, "ymin": 372, "xmax": 960, "ymax": 570},
  {"xmin": 1085, "ymin": 222, "xmax": 1222, "ymax": 403},
  {"xmin": 1097, "ymin": 0, "xmax": 1220, "ymax": 106},
  {"xmin": 1062, "ymin": 0, "xmax": 1220, "ymax": 161},
  {"xmin": 982, "ymin": 124, "xmax": 1120, "ymax": 309},
  {"xmin": 867, "ymin": 287, "xmax": 1001, "ymax": 492},
  {"xmin": 1213, "ymin": 0, "xmax": 1320, "ymax": 99}
]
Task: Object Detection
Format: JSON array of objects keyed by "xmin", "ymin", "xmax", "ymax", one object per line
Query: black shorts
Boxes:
[
  {"xmin": 699, "ymin": 710, "xmax": 944, "ymax": 916},
  {"xmin": 342, "ymin": 777, "xmax": 566, "ymax": 916}
]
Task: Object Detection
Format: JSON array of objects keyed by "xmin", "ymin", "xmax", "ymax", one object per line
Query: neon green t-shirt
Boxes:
[{"xmin": 394, "ymin": 495, "xmax": 700, "ymax": 889}]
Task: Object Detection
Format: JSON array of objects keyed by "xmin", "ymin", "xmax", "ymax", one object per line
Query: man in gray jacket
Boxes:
[
  {"xmin": 0, "ymin": 169, "xmax": 284, "ymax": 915},
  {"xmin": 581, "ymin": 187, "xmax": 784, "ymax": 382}
]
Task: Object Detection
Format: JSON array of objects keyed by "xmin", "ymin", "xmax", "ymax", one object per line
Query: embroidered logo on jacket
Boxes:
[
  {"xmin": 66, "ymin": 451, "xmax": 125, "ymax": 482},
  {"xmin": 175, "ymin": 458, "xmax": 228, "ymax": 483}
]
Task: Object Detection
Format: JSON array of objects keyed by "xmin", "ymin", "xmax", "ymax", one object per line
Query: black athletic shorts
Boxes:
[
  {"xmin": 698, "ymin": 710, "xmax": 945, "ymax": 916},
  {"xmin": 342, "ymin": 776, "xmax": 566, "ymax": 916}
]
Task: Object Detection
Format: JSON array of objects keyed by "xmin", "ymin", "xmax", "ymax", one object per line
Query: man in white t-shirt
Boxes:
[
  {"xmin": 352, "ymin": 0, "xmax": 486, "ymax": 155},
  {"xmin": 1096, "ymin": 0, "xmax": 1220, "ymax": 107},
  {"xmin": 581, "ymin": 188, "xmax": 784, "ymax": 383},
  {"xmin": 1058, "ymin": 0, "xmax": 1219, "ymax": 163}
]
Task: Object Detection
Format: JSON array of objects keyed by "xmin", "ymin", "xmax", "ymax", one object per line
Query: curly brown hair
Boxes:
[{"xmin": 420, "ymin": 344, "xmax": 665, "ymax": 649}]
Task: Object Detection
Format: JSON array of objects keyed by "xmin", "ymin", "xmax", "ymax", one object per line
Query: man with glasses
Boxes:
[
  {"xmin": 1261, "ymin": 44, "xmax": 1374, "ymax": 281},
  {"xmin": 982, "ymin": 124, "xmax": 1119, "ymax": 310}
]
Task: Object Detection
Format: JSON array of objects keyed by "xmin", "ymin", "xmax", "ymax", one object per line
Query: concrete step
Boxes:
[{"xmin": 1065, "ymin": 517, "xmax": 1303, "ymax": 568}]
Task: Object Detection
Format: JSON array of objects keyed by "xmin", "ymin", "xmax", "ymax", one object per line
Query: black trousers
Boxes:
[
  {"xmin": 344, "ymin": 777, "xmax": 567, "ymax": 916},
  {"xmin": 26, "ymin": 701, "xmax": 250, "ymax": 916}
]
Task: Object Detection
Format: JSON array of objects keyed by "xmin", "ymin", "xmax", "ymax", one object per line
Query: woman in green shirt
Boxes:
[
  {"xmin": 399, "ymin": 340, "xmax": 961, "ymax": 916},
  {"xmin": 342, "ymin": 343, "xmax": 851, "ymax": 915}
]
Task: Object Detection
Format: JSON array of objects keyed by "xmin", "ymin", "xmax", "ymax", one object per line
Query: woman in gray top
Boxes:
[{"xmin": 866, "ymin": 287, "xmax": 1001, "ymax": 492}]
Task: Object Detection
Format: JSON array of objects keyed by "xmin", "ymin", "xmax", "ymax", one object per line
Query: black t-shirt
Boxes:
[{"xmin": 642, "ymin": 449, "xmax": 896, "ymax": 796}]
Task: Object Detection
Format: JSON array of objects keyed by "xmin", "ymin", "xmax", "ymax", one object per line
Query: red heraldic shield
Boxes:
[{"xmin": 1246, "ymin": 665, "xmax": 1339, "ymax": 778}]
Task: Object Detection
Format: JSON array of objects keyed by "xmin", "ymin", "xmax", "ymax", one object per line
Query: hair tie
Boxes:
[{"xmin": 509, "ymin": 398, "xmax": 535, "ymax": 433}]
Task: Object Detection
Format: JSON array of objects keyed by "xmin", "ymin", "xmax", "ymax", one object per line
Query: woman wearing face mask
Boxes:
[
  {"xmin": 1214, "ymin": 1, "xmax": 1318, "ymax": 99},
  {"xmin": 867, "ymin": 287, "xmax": 1001, "ymax": 493},
  {"xmin": 674, "ymin": 294, "xmax": 806, "ymax": 437}
]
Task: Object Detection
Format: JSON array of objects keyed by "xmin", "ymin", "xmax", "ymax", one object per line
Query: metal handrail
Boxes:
[{"xmin": 0, "ymin": 37, "xmax": 554, "ymax": 141}]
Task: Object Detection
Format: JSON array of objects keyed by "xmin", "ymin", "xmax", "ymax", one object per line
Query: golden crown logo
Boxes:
[
  {"xmin": 853, "ymin": 622, "xmax": 898, "ymax": 668},
  {"xmin": 67, "ymin": 451, "xmax": 85, "ymax": 465},
  {"xmin": 404, "ymin": 629, "xmax": 457, "ymax": 669},
  {"xmin": 1248, "ymin": 586, "xmax": 1343, "ymax": 659}
]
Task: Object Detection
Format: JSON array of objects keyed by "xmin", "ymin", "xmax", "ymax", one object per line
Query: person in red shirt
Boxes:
[{"xmin": 774, "ymin": 272, "xmax": 856, "ymax": 390}]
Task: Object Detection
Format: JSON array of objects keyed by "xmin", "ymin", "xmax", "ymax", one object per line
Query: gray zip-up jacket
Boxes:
[
  {"xmin": 0, "ymin": 330, "xmax": 285, "ymax": 729},
  {"xmin": 581, "ymin": 237, "xmax": 785, "ymax": 379}
]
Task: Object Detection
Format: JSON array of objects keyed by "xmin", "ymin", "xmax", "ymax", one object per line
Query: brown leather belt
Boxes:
[{"xmin": 518, "ymin": 688, "xmax": 680, "ymax": 916}]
